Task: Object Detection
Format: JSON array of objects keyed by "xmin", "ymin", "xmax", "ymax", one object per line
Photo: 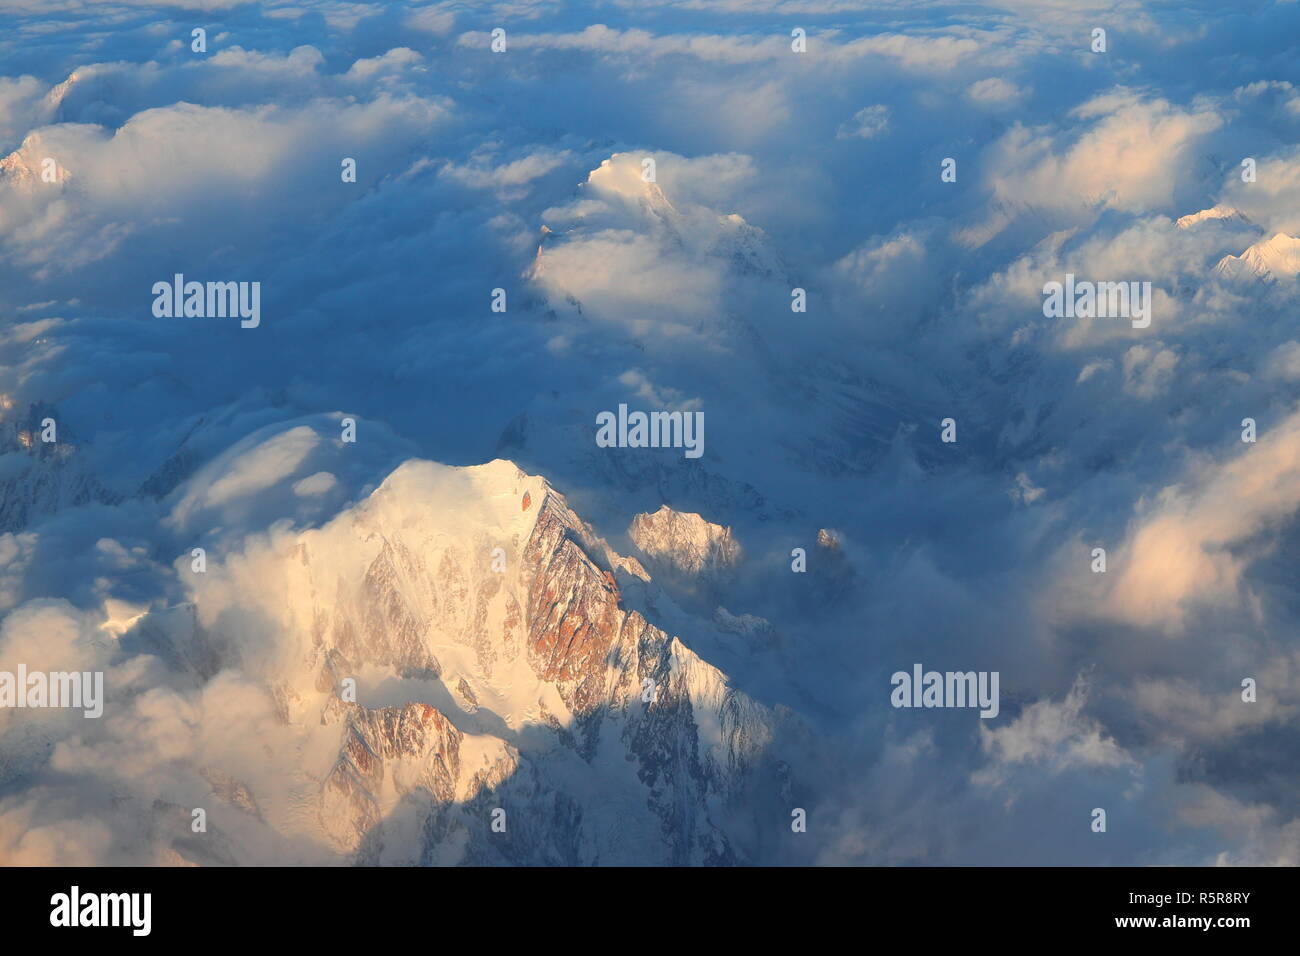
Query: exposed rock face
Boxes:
[
  {"xmin": 628, "ymin": 504, "xmax": 741, "ymax": 580},
  {"xmin": 523, "ymin": 492, "xmax": 626, "ymax": 718},
  {"xmin": 321, "ymin": 702, "xmax": 463, "ymax": 850}
]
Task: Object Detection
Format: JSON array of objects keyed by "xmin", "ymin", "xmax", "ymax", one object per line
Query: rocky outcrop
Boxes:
[
  {"xmin": 628, "ymin": 504, "xmax": 741, "ymax": 579},
  {"xmin": 321, "ymin": 702, "xmax": 462, "ymax": 850}
]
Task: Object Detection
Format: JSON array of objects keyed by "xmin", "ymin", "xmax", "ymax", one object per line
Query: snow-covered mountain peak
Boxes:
[
  {"xmin": 358, "ymin": 457, "xmax": 550, "ymax": 541},
  {"xmin": 0, "ymin": 133, "xmax": 72, "ymax": 189},
  {"xmin": 160, "ymin": 457, "xmax": 792, "ymax": 863},
  {"xmin": 585, "ymin": 153, "xmax": 681, "ymax": 221},
  {"xmin": 1214, "ymin": 232, "xmax": 1300, "ymax": 281}
]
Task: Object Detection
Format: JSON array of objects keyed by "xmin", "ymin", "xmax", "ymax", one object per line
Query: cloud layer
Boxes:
[{"xmin": 1, "ymin": 0, "xmax": 1299, "ymax": 865}]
